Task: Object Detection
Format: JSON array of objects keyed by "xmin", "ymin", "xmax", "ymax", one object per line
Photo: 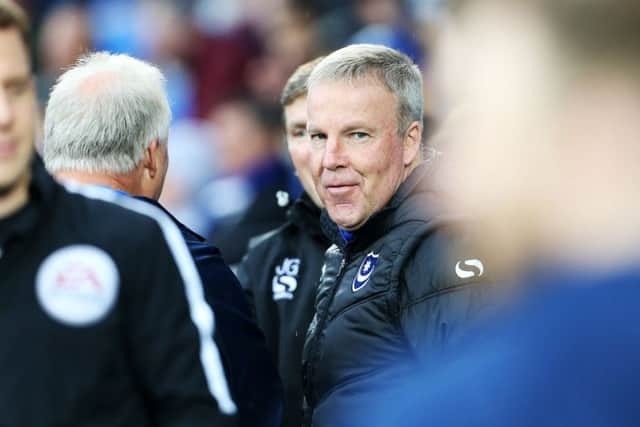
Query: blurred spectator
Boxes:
[
  {"xmin": 245, "ymin": 6, "xmax": 319, "ymax": 104},
  {"xmin": 35, "ymin": 3, "xmax": 91, "ymax": 103},
  {"xmin": 159, "ymin": 119, "xmax": 218, "ymax": 233},
  {"xmin": 86, "ymin": 0, "xmax": 145, "ymax": 56},
  {"xmin": 335, "ymin": 0, "xmax": 640, "ymax": 425},
  {"xmin": 349, "ymin": 0, "xmax": 422, "ymax": 63},
  {"xmin": 198, "ymin": 96, "xmax": 299, "ymax": 265}
]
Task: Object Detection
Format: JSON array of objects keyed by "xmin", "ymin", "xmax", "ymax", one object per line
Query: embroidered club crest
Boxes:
[{"xmin": 352, "ymin": 251, "xmax": 380, "ymax": 292}]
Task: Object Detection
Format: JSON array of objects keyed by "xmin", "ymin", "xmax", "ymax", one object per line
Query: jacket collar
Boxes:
[
  {"xmin": 0, "ymin": 154, "xmax": 58, "ymax": 246},
  {"xmin": 135, "ymin": 196, "xmax": 208, "ymax": 242},
  {"xmin": 288, "ymin": 192, "xmax": 327, "ymax": 242}
]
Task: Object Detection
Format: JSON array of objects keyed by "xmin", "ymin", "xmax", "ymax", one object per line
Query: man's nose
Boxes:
[{"xmin": 322, "ymin": 137, "xmax": 347, "ymax": 171}]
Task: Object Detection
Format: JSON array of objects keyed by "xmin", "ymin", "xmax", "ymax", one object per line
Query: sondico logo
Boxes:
[
  {"xmin": 272, "ymin": 258, "xmax": 301, "ymax": 300},
  {"xmin": 455, "ymin": 259, "xmax": 484, "ymax": 279}
]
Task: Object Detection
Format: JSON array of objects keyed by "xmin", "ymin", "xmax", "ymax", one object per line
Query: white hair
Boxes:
[
  {"xmin": 307, "ymin": 44, "xmax": 424, "ymax": 136},
  {"xmin": 43, "ymin": 52, "xmax": 171, "ymax": 174}
]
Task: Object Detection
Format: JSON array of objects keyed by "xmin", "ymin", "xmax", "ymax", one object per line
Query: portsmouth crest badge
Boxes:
[{"xmin": 352, "ymin": 251, "xmax": 380, "ymax": 292}]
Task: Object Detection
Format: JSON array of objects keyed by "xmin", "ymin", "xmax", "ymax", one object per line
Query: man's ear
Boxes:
[
  {"xmin": 143, "ymin": 139, "xmax": 160, "ymax": 178},
  {"xmin": 403, "ymin": 121, "xmax": 422, "ymax": 167}
]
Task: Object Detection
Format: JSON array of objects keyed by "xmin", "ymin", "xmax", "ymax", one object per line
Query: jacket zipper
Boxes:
[{"xmin": 305, "ymin": 249, "xmax": 349, "ymax": 411}]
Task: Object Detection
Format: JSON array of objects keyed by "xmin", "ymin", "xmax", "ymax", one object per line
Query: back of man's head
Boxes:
[
  {"xmin": 43, "ymin": 52, "xmax": 171, "ymax": 175},
  {"xmin": 308, "ymin": 44, "xmax": 423, "ymax": 137}
]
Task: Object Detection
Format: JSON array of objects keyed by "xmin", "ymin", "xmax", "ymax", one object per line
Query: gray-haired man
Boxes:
[
  {"xmin": 301, "ymin": 44, "xmax": 493, "ymax": 426},
  {"xmin": 43, "ymin": 51, "xmax": 283, "ymax": 427}
]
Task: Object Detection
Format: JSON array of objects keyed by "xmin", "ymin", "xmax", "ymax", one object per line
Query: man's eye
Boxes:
[
  {"xmin": 291, "ymin": 128, "xmax": 307, "ymax": 138},
  {"xmin": 309, "ymin": 133, "xmax": 326, "ymax": 141},
  {"xmin": 5, "ymin": 80, "xmax": 28, "ymax": 97},
  {"xmin": 350, "ymin": 132, "xmax": 369, "ymax": 141}
]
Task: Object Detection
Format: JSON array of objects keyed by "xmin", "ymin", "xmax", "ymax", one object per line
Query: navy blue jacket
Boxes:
[
  {"xmin": 138, "ymin": 198, "xmax": 283, "ymax": 427},
  {"xmin": 336, "ymin": 267, "xmax": 640, "ymax": 427}
]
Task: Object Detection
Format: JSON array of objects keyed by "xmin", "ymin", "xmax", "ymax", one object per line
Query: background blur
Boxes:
[{"xmin": 24, "ymin": 0, "xmax": 442, "ymax": 261}]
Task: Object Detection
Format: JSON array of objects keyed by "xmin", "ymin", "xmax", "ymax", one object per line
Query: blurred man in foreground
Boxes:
[
  {"xmin": 340, "ymin": 0, "xmax": 640, "ymax": 425},
  {"xmin": 237, "ymin": 57, "xmax": 330, "ymax": 427},
  {"xmin": 0, "ymin": 1, "xmax": 236, "ymax": 425},
  {"xmin": 301, "ymin": 44, "xmax": 493, "ymax": 426},
  {"xmin": 43, "ymin": 52, "xmax": 283, "ymax": 427}
]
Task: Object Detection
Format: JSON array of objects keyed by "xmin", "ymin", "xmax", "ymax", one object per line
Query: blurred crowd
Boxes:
[{"xmin": 21, "ymin": 0, "xmax": 442, "ymax": 263}]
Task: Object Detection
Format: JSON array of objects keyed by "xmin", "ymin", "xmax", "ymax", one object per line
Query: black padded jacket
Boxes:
[
  {"xmin": 237, "ymin": 192, "xmax": 330, "ymax": 427},
  {"xmin": 301, "ymin": 164, "xmax": 495, "ymax": 427}
]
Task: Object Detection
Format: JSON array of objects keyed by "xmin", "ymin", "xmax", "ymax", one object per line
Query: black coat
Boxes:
[
  {"xmin": 302, "ymin": 164, "xmax": 495, "ymax": 427},
  {"xmin": 137, "ymin": 197, "xmax": 284, "ymax": 427},
  {"xmin": 0, "ymin": 157, "xmax": 235, "ymax": 426},
  {"xmin": 237, "ymin": 193, "xmax": 330, "ymax": 427}
]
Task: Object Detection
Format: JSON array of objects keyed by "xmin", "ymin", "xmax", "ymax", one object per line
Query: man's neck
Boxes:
[
  {"xmin": 0, "ymin": 173, "xmax": 30, "ymax": 219},
  {"xmin": 56, "ymin": 170, "xmax": 136, "ymax": 196}
]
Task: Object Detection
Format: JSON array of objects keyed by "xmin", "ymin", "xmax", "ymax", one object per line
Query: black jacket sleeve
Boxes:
[
  {"xmin": 193, "ymin": 239, "xmax": 283, "ymax": 427},
  {"xmin": 121, "ymin": 220, "xmax": 237, "ymax": 427},
  {"xmin": 399, "ymin": 228, "xmax": 495, "ymax": 364}
]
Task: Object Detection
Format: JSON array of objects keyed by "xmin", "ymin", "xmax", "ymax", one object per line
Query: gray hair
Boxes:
[
  {"xmin": 44, "ymin": 52, "xmax": 171, "ymax": 174},
  {"xmin": 307, "ymin": 44, "xmax": 424, "ymax": 136}
]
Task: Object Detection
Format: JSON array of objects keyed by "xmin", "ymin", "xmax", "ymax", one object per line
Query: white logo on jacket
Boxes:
[
  {"xmin": 455, "ymin": 259, "xmax": 485, "ymax": 279},
  {"xmin": 272, "ymin": 257, "xmax": 300, "ymax": 300},
  {"xmin": 36, "ymin": 245, "xmax": 119, "ymax": 326}
]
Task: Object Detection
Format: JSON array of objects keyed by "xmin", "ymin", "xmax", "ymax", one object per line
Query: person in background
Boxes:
[
  {"xmin": 199, "ymin": 96, "xmax": 299, "ymax": 265},
  {"xmin": 340, "ymin": 0, "xmax": 640, "ymax": 425},
  {"xmin": 237, "ymin": 57, "xmax": 329, "ymax": 427},
  {"xmin": 0, "ymin": 1, "xmax": 236, "ymax": 425},
  {"xmin": 42, "ymin": 51, "xmax": 283, "ymax": 427},
  {"xmin": 301, "ymin": 44, "xmax": 494, "ymax": 427}
]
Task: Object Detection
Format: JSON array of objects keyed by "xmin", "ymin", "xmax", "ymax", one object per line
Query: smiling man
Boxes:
[{"xmin": 301, "ymin": 44, "xmax": 493, "ymax": 427}]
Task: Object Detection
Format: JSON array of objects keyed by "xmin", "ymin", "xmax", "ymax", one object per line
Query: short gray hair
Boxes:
[
  {"xmin": 307, "ymin": 44, "xmax": 423, "ymax": 135},
  {"xmin": 44, "ymin": 52, "xmax": 171, "ymax": 174}
]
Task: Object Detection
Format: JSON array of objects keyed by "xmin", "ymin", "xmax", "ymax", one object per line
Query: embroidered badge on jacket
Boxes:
[{"xmin": 352, "ymin": 251, "xmax": 380, "ymax": 292}]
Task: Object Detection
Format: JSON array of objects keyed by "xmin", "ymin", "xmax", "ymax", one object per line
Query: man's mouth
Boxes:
[{"xmin": 324, "ymin": 183, "xmax": 359, "ymax": 198}]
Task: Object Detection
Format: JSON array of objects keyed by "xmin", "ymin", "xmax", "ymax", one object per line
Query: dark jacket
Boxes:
[
  {"xmin": 137, "ymin": 198, "xmax": 284, "ymax": 427},
  {"xmin": 206, "ymin": 158, "xmax": 298, "ymax": 265},
  {"xmin": 237, "ymin": 193, "xmax": 330, "ymax": 427},
  {"xmin": 0, "ymin": 157, "xmax": 235, "ymax": 426},
  {"xmin": 301, "ymin": 164, "xmax": 494, "ymax": 426}
]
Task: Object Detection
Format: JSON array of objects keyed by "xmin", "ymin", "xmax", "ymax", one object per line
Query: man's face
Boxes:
[
  {"xmin": 0, "ymin": 28, "xmax": 35, "ymax": 194},
  {"xmin": 433, "ymin": 3, "xmax": 565, "ymax": 271},
  {"xmin": 307, "ymin": 78, "xmax": 413, "ymax": 231},
  {"xmin": 284, "ymin": 95, "xmax": 322, "ymax": 207}
]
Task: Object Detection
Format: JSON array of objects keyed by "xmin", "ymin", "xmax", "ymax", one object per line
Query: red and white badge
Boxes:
[{"xmin": 36, "ymin": 245, "xmax": 119, "ymax": 326}]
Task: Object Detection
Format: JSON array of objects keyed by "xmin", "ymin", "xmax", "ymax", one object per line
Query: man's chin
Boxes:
[
  {"xmin": 0, "ymin": 169, "xmax": 30, "ymax": 198},
  {"xmin": 329, "ymin": 205, "xmax": 365, "ymax": 232}
]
